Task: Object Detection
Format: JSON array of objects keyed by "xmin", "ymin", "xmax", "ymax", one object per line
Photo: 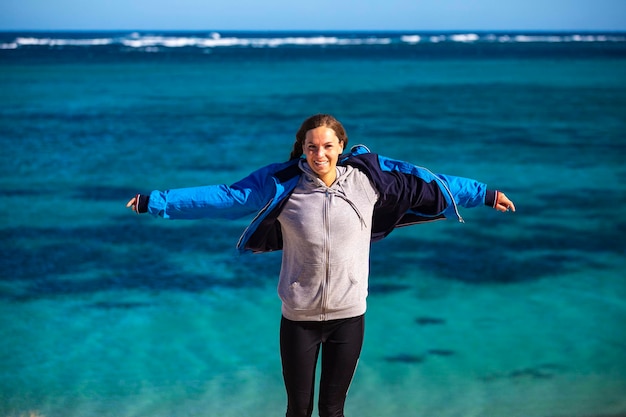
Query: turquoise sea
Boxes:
[{"xmin": 1, "ymin": 31, "xmax": 626, "ymax": 417}]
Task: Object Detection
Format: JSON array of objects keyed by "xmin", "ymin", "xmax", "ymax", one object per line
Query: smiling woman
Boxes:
[
  {"xmin": 302, "ymin": 127, "xmax": 344, "ymax": 186},
  {"xmin": 288, "ymin": 115, "xmax": 348, "ymax": 187},
  {"xmin": 125, "ymin": 113, "xmax": 515, "ymax": 416}
]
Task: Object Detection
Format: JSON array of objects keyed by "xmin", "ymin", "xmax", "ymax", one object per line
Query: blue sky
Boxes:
[{"xmin": 1, "ymin": 0, "xmax": 625, "ymax": 31}]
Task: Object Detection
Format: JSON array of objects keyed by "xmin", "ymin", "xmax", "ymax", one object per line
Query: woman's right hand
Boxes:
[{"xmin": 494, "ymin": 191, "xmax": 515, "ymax": 213}]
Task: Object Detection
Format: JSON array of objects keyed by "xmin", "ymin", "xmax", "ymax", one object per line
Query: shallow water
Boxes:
[{"xmin": 1, "ymin": 31, "xmax": 625, "ymax": 416}]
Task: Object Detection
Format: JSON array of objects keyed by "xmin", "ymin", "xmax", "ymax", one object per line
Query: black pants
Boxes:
[{"xmin": 280, "ymin": 315, "xmax": 365, "ymax": 417}]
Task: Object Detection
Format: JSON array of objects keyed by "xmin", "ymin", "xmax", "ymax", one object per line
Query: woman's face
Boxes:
[{"xmin": 303, "ymin": 126, "xmax": 344, "ymax": 186}]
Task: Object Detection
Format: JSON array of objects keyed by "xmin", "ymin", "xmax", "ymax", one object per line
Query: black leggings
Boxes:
[{"xmin": 280, "ymin": 315, "xmax": 365, "ymax": 417}]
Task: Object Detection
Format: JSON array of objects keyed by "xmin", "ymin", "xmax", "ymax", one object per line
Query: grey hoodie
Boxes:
[{"xmin": 277, "ymin": 160, "xmax": 379, "ymax": 321}]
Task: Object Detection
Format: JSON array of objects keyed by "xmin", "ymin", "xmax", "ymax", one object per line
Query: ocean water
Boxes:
[{"xmin": 1, "ymin": 31, "xmax": 626, "ymax": 417}]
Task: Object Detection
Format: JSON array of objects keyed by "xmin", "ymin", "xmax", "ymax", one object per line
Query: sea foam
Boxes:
[{"xmin": 1, "ymin": 31, "xmax": 624, "ymax": 51}]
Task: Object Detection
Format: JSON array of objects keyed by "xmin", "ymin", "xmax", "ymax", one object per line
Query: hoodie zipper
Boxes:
[{"xmin": 320, "ymin": 188, "xmax": 332, "ymax": 321}]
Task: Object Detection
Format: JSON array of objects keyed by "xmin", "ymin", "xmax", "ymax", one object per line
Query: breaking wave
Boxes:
[{"xmin": 2, "ymin": 31, "xmax": 625, "ymax": 51}]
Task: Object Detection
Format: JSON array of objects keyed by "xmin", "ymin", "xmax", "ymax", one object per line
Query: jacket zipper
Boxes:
[
  {"xmin": 236, "ymin": 197, "xmax": 274, "ymax": 251},
  {"xmin": 438, "ymin": 179, "xmax": 464, "ymax": 223},
  {"xmin": 428, "ymin": 168, "xmax": 465, "ymax": 223}
]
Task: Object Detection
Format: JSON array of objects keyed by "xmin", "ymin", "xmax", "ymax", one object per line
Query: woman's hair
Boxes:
[{"xmin": 289, "ymin": 114, "xmax": 349, "ymax": 160}]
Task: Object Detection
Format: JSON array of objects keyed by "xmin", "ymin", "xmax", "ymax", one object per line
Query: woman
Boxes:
[{"xmin": 127, "ymin": 114, "xmax": 515, "ymax": 417}]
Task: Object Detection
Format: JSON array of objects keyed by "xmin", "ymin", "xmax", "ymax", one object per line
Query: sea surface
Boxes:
[{"xmin": 1, "ymin": 31, "xmax": 626, "ymax": 417}]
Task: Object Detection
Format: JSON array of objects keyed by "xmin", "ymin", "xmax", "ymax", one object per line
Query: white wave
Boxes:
[
  {"xmin": 259, "ymin": 36, "xmax": 338, "ymax": 47},
  {"xmin": 429, "ymin": 35, "xmax": 446, "ymax": 43},
  {"xmin": 16, "ymin": 37, "xmax": 114, "ymax": 47},
  {"xmin": 485, "ymin": 34, "xmax": 514, "ymax": 43},
  {"xmin": 450, "ymin": 33, "xmax": 479, "ymax": 42},
  {"xmin": 401, "ymin": 35, "xmax": 421, "ymax": 44},
  {"xmin": 119, "ymin": 35, "xmax": 392, "ymax": 49},
  {"xmin": 488, "ymin": 33, "xmax": 626, "ymax": 43},
  {"xmin": 2, "ymin": 32, "xmax": 625, "ymax": 51},
  {"xmin": 122, "ymin": 36, "xmax": 200, "ymax": 48},
  {"xmin": 514, "ymin": 35, "xmax": 563, "ymax": 43},
  {"xmin": 336, "ymin": 37, "xmax": 391, "ymax": 45},
  {"xmin": 572, "ymin": 34, "xmax": 598, "ymax": 42},
  {"xmin": 569, "ymin": 34, "xmax": 626, "ymax": 42}
]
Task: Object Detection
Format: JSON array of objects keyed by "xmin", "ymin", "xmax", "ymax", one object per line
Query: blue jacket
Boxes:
[{"xmin": 147, "ymin": 145, "xmax": 495, "ymax": 254}]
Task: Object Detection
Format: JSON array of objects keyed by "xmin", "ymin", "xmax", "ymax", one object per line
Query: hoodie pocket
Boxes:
[
  {"xmin": 279, "ymin": 259, "xmax": 362, "ymax": 312},
  {"xmin": 327, "ymin": 258, "xmax": 361, "ymax": 309},
  {"xmin": 280, "ymin": 263, "xmax": 324, "ymax": 311}
]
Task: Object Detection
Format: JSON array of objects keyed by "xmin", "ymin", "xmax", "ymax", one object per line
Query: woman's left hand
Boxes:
[{"xmin": 495, "ymin": 192, "xmax": 515, "ymax": 213}]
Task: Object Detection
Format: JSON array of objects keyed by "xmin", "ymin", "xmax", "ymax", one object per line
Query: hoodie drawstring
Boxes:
[
  {"xmin": 298, "ymin": 159, "xmax": 368, "ymax": 230},
  {"xmin": 317, "ymin": 186, "xmax": 367, "ymax": 230}
]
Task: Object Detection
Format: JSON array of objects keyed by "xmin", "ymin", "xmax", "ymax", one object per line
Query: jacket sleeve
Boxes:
[
  {"xmin": 376, "ymin": 154, "xmax": 497, "ymax": 221},
  {"xmin": 146, "ymin": 163, "xmax": 282, "ymax": 220},
  {"xmin": 435, "ymin": 173, "xmax": 494, "ymax": 209}
]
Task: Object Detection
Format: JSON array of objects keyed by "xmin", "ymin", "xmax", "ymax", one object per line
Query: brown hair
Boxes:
[{"xmin": 289, "ymin": 114, "xmax": 349, "ymax": 160}]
